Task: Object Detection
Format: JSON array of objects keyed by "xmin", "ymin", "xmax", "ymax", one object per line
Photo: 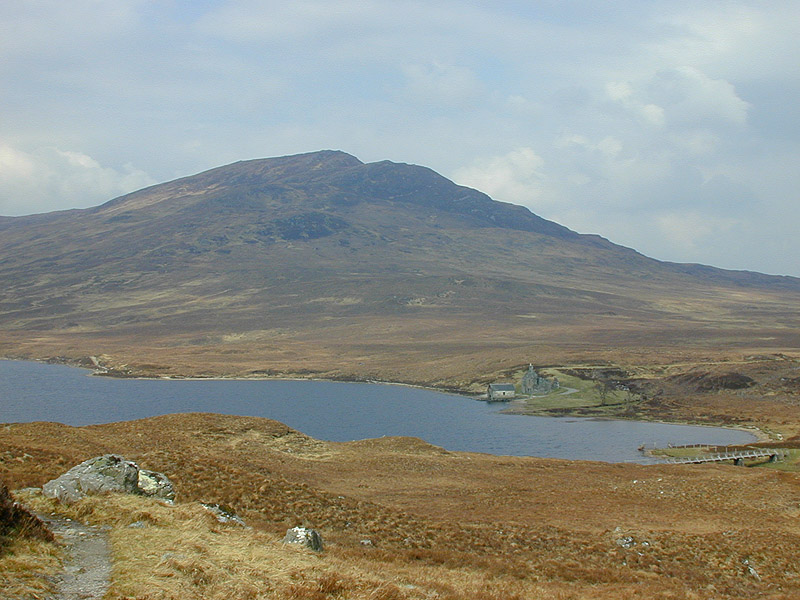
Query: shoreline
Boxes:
[
  {"xmin": 0, "ymin": 356, "xmax": 776, "ymax": 444},
  {"xmin": 499, "ymin": 396, "xmax": 771, "ymax": 444}
]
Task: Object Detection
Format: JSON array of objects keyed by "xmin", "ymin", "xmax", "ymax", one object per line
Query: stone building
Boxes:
[
  {"xmin": 487, "ymin": 383, "xmax": 516, "ymax": 401},
  {"xmin": 521, "ymin": 364, "xmax": 559, "ymax": 395}
]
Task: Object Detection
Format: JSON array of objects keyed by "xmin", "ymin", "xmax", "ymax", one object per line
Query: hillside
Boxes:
[
  {"xmin": 3, "ymin": 413, "xmax": 800, "ymax": 599},
  {"xmin": 1, "ymin": 150, "xmax": 799, "ymax": 387}
]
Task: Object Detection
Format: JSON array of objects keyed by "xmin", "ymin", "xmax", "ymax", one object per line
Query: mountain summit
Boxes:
[
  {"xmin": 1, "ymin": 150, "xmax": 798, "ymax": 382},
  {"xmin": 97, "ymin": 150, "xmax": 574, "ymax": 239}
]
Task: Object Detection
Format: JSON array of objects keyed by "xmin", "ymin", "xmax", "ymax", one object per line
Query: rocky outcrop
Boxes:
[
  {"xmin": 42, "ymin": 455, "xmax": 175, "ymax": 504},
  {"xmin": 283, "ymin": 526, "xmax": 323, "ymax": 551}
]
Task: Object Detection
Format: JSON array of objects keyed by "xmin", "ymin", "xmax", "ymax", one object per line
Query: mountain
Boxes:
[{"xmin": 1, "ymin": 150, "xmax": 799, "ymax": 384}]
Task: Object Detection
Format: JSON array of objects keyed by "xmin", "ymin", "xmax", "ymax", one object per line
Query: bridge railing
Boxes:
[{"xmin": 663, "ymin": 448, "xmax": 787, "ymax": 465}]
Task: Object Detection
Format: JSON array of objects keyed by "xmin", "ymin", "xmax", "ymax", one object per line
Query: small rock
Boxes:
[
  {"xmin": 616, "ymin": 536, "xmax": 636, "ymax": 549},
  {"xmin": 160, "ymin": 552, "xmax": 187, "ymax": 562},
  {"xmin": 360, "ymin": 539, "xmax": 374, "ymax": 546},
  {"xmin": 283, "ymin": 526, "xmax": 323, "ymax": 552},
  {"xmin": 201, "ymin": 503, "xmax": 247, "ymax": 526},
  {"xmin": 128, "ymin": 521, "xmax": 148, "ymax": 529},
  {"xmin": 743, "ymin": 558, "xmax": 761, "ymax": 581}
]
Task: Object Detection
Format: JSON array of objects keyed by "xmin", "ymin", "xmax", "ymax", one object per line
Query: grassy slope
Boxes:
[{"xmin": 2, "ymin": 413, "xmax": 800, "ymax": 599}]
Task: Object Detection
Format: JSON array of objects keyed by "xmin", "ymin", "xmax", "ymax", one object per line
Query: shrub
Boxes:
[{"xmin": 0, "ymin": 482, "xmax": 54, "ymax": 548}]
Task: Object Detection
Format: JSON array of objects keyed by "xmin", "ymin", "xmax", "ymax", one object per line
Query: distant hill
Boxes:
[{"xmin": 1, "ymin": 150, "xmax": 799, "ymax": 384}]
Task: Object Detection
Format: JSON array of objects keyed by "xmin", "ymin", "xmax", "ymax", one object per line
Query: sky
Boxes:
[{"xmin": 1, "ymin": 1, "xmax": 799, "ymax": 277}]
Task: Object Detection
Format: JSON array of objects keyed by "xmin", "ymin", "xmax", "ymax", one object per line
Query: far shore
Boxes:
[{"xmin": 1, "ymin": 355, "xmax": 776, "ymax": 446}]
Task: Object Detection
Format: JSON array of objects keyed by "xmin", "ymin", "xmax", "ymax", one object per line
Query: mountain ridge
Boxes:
[
  {"xmin": 1, "ymin": 150, "xmax": 798, "ymax": 383},
  {"xmin": 4, "ymin": 149, "xmax": 796, "ymax": 285}
]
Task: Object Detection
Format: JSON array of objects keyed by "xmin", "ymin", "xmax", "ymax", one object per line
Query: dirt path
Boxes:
[{"xmin": 37, "ymin": 514, "xmax": 111, "ymax": 600}]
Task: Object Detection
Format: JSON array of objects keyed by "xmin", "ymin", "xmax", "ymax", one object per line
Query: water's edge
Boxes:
[{"xmin": 0, "ymin": 359, "xmax": 756, "ymax": 463}]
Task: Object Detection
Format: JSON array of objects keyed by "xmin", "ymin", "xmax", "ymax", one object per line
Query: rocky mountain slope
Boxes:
[{"xmin": 1, "ymin": 150, "xmax": 799, "ymax": 382}]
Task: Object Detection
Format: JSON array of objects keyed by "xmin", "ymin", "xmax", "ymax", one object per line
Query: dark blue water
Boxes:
[{"xmin": 0, "ymin": 360, "xmax": 755, "ymax": 463}]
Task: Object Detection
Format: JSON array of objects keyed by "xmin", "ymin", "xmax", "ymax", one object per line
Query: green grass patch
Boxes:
[
  {"xmin": 518, "ymin": 368, "xmax": 631, "ymax": 411},
  {"xmin": 649, "ymin": 446, "xmax": 714, "ymax": 458},
  {"xmin": 752, "ymin": 449, "xmax": 800, "ymax": 471}
]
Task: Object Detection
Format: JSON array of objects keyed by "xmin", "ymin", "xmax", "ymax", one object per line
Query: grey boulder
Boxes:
[
  {"xmin": 283, "ymin": 526, "xmax": 323, "ymax": 551},
  {"xmin": 42, "ymin": 454, "xmax": 174, "ymax": 504}
]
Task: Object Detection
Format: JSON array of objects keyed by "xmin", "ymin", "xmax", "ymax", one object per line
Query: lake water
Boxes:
[{"xmin": 0, "ymin": 359, "xmax": 756, "ymax": 463}]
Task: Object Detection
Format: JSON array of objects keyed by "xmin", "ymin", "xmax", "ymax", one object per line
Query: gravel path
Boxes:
[{"xmin": 37, "ymin": 514, "xmax": 111, "ymax": 600}]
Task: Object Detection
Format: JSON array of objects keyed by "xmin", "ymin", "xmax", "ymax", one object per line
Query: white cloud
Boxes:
[
  {"xmin": 452, "ymin": 148, "xmax": 550, "ymax": 207},
  {"xmin": 648, "ymin": 4, "xmax": 783, "ymax": 79},
  {"xmin": 655, "ymin": 211, "xmax": 733, "ymax": 254},
  {"xmin": 0, "ymin": 143, "xmax": 155, "ymax": 216},
  {"xmin": 605, "ymin": 81, "xmax": 633, "ymax": 103},
  {"xmin": 605, "ymin": 66, "xmax": 749, "ymax": 130},
  {"xmin": 639, "ymin": 104, "xmax": 666, "ymax": 127},
  {"xmin": 604, "ymin": 82, "xmax": 666, "ymax": 127},
  {"xmin": 669, "ymin": 130, "xmax": 719, "ymax": 157},
  {"xmin": 648, "ymin": 67, "xmax": 750, "ymax": 126}
]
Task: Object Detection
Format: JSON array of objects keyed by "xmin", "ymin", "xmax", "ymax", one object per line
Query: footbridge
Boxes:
[{"xmin": 664, "ymin": 448, "xmax": 788, "ymax": 466}]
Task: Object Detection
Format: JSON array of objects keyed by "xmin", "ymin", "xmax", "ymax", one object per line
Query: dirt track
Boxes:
[{"xmin": 37, "ymin": 513, "xmax": 110, "ymax": 600}]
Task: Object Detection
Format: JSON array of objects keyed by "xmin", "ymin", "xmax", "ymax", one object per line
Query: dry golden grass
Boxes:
[
  {"xmin": 4, "ymin": 413, "xmax": 800, "ymax": 599},
  {"xmin": 18, "ymin": 493, "xmax": 574, "ymax": 600},
  {"xmin": 0, "ymin": 536, "xmax": 61, "ymax": 599},
  {"xmin": 0, "ymin": 483, "xmax": 59, "ymax": 599}
]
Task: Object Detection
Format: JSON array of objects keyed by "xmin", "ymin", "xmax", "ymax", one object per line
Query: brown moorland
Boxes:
[{"xmin": 2, "ymin": 413, "xmax": 800, "ymax": 599}]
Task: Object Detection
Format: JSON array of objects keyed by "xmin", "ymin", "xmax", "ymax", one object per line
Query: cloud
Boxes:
[
  {"xmin": 655, "ymin": 210, "xmax": 734, "ymax": 255},
  {"xmin": 647, "ymin": 67, "xmax": 750, "ymax": 126},
  {"xmin": 0, "ymin": 143, "xmax": 155, "ymax": 216},
  {"xmin": 452, "ymin": 148, "xmax": 550, "ymax": 207},
  {"xmin": 605, "ymin": 67, "xmax": 748, "ymax": 130}
]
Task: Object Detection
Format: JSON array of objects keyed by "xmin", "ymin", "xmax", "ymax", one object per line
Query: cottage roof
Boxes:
[{"xmin": 488, "ymin": 383, "xmax": 515, "ymax": 391}]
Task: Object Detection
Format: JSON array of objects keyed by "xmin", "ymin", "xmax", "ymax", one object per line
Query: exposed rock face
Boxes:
[
  {"xmin": 283, "ymin": 526, "xmax": 323, "ymax": 551},
  {"xmin": 42, "ymin": 455, "xmax": 174, "ymax": 504}
]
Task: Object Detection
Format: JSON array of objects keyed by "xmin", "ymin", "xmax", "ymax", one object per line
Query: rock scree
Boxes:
[{"xmin": 42, "ymin": 454, "xmax": 175, "ymax": 504}]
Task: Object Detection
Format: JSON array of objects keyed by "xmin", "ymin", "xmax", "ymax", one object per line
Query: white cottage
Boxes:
[{"xmin": 487, "ymin": 383, "xmax": 516, "ymax": 401}]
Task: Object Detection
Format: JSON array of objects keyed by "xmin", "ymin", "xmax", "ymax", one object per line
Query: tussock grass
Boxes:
[
  {"xmin": 0, "ymin": 536, "xmax": 61, "ymax": 599},
  {"xmin": 17, "ymin": 492, "xmax": 589, "ymax": 600},
  {"xmin": 7, "ymin": 412, "xmax": 800, "ymax": 599},
  {"xmin": 0, "ymin": 484, "xmax": 60, "ymax": 599}
]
